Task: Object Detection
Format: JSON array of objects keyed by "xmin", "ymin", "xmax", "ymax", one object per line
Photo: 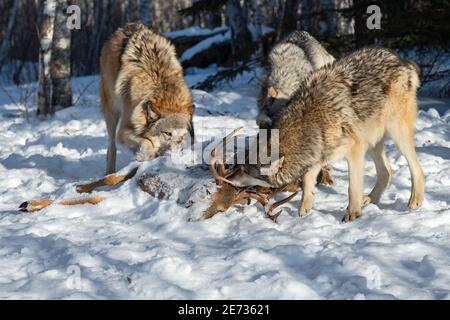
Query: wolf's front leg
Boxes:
[
  {"xmin": 299, "ymin": 165, "xmax": 322, "ymax": 217},
  {"xmin": 343, "ymin": 144, "xmax": 366, "ymax": 222}
]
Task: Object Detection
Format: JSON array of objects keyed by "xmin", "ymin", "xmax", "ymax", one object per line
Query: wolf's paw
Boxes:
[
  {"xmin": 298, "ymin": 198, "xmax": 314, "ymax": 217},
  {"xmin": 363, "ymin": 192, "xmax": 383, "ymax": 206},
  {"xmin": 362, "ymin": 195, "xmax": 372, "ymax": 206},
  {"xmin": 408, "ymin": 192, "xmax": 424, "ymax": 209},
  {"xmin": 342, "ymin": 209, "xmax": 362, "ymax": 222}
]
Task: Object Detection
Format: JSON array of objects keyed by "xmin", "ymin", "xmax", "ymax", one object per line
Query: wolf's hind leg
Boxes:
[
  {"xmin": 388, "ymin": 120, "xmax": 424, "ymax": 209},
  {"xmin": 363, "ymin": 140, "xmax": 392, "ymax": 205}
]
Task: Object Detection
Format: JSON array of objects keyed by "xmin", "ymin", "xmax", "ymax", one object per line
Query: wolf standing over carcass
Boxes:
[
  {"xmin": 228, "ymin": 48, "xmax": 425, "ymax": 222},
  {"xmin": 100, "ymin": 23, "xmax": 195, "ymax": 174}
]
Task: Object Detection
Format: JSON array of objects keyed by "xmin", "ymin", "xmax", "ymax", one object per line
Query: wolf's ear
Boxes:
[
  {"xmin": 132, "ymin": 100, "xmax": 159, "ymax": 130},
  {"xmin": 273, "ymin": 156, "xmax": 284, "ymax": 168},
  {"xmin": 144, "ymin": 101, "xmax": 159, "ymax": 122},
  {"xmin": 268, "ymin": 86, "xmax": 278, "ymax": 98}
]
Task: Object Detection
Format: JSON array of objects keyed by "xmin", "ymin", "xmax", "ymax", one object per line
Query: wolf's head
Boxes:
[
  {"xmin": 257, "ymin": 86, "xmax": 291, "ymax": 128},
  {"xmin": 227, "ymin": 155, "xmax": 284, "ymax": 188},
  {"xmin": 131, "ymin": 99, "xmax": 195, "ymax": 158},
  {"xmin": 210, "ymin": 128, "xmax": 284, "ymax": 189}
]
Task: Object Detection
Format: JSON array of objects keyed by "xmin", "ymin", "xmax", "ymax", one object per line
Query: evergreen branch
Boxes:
[{"xmin": 192, "ymin": 59, "xmax": 259, "ymax": 91}]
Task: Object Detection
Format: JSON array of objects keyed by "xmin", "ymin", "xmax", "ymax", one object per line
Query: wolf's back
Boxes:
[
  {"xmin": 282, "ymin": 30, "xmax": 335, "ymax": 68},
  {"xmin": 115, "ymin": 24, "xmax": 180, "ymax": 97}
]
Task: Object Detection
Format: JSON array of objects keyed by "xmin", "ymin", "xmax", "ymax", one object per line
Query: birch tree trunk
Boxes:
[
  {"xmin": 51, "ymin": 0, "xmax": 73, "ymax": 108},
  {"xmin": 37, "ymin": 0, "xmax": 56, "ymax": 116},
  {"xmin": 0, "ymin": 0, "xmax": 20, "ymax": 69},
  {"xmin": 140, "ymin": 0, "xmax": 153, "ymax": 27},
  {"xmin": 226, "ymin": 0, "xmax": 252, "ymax": 56}
]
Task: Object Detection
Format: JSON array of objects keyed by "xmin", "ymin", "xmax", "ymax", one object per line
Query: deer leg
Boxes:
[
  {"xmin": 76, "ymin": 167, "xmax": 138, "ymax": 193},
  {"xmin": 19, "ymin": 195, "xmax": 104, "ymax": 213}
]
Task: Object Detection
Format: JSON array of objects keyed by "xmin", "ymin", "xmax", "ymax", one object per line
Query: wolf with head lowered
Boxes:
[
  {"xmin": 227, "ymin": 48, "xmax": 425, "ymax": 221},
  {"xmin": 100, "ymin": 23, "xmax": 195, "ymax": 174}
]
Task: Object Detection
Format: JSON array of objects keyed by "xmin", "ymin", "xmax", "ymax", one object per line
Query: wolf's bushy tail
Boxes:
[{"xmin": 405, "ymin": 60, "xmax": 421, "ymax": 89}]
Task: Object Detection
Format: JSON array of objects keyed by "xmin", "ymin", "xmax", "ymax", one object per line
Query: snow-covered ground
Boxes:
[{"xmin": 0, "ymin": 71, "xmax": 449, "ymax": 299}]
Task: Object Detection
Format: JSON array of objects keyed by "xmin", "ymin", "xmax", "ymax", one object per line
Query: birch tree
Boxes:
[
  {"xmin": 51, "ymin": 0, "xmax": 72, "ymax": 108},
  {"xmin": 0, "ymin": 0, "xmax": 20, "ymax": 69},
  {"xmin": 37, "ymin": 0, "xmax": 56, "ymax": 116},
  {"xmin": 226, "ymin": 0, "xmax": 252, "ymax": 55}
]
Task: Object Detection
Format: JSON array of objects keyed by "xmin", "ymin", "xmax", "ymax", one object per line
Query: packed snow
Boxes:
[{"xmin": 0, "ymin": 70, "xmax": 449, "ymax": 299}]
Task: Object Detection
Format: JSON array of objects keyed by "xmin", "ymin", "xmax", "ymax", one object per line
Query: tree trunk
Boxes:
[
  {"xmin": 242, "ymin": 0, "xmax": 250, "ymax": 22},
  {"xmin": 252, "ymin": 0, "xmax": 264, "ymax": 57},
  {"xmin": 121, "ymin": 0, "xmax": 130, "ymax": 25},
  {"xmin": 140, "ymin": 0, "xmax": 153, "ymax": 27},
  {"xmin": 353, "ymin": 0, "xmax": 370, "ymax": 46},
  {"xmin": 37, "ymin": 0, "xmax": 56, "ymax": 117},
  {"xmin": 303, "ymin": 0, "xmax": 321, "ymax": 35},
  {"xmin": 51, "ymin": 0, "xmax": 73, "ymax": 109},
  {"xmin": 276, "ymin": 0, "xmax": 301, "ymax": 40},
  {"xmin": 90, "ymin": 0, "xmax": 108, "ymax": 71},
  {"xmin": 226, "ymin": 0, "xmax": 252, "ymax": 56},
  {"xmin": 330, "ymin": 0, "xmax": 354, "ymax": 36},
  {"xmin": 0, "ymin": 0, "xmax": 20, "ymax": 69},
  {"xmin": 205, "ymin": 11, "xmax": 223, "ymax": 29}
]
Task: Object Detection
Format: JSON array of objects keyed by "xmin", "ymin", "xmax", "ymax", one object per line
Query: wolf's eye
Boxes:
[{"xmin": 162, "ymin": 131, "xmax": 172, "ymax": 138}]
